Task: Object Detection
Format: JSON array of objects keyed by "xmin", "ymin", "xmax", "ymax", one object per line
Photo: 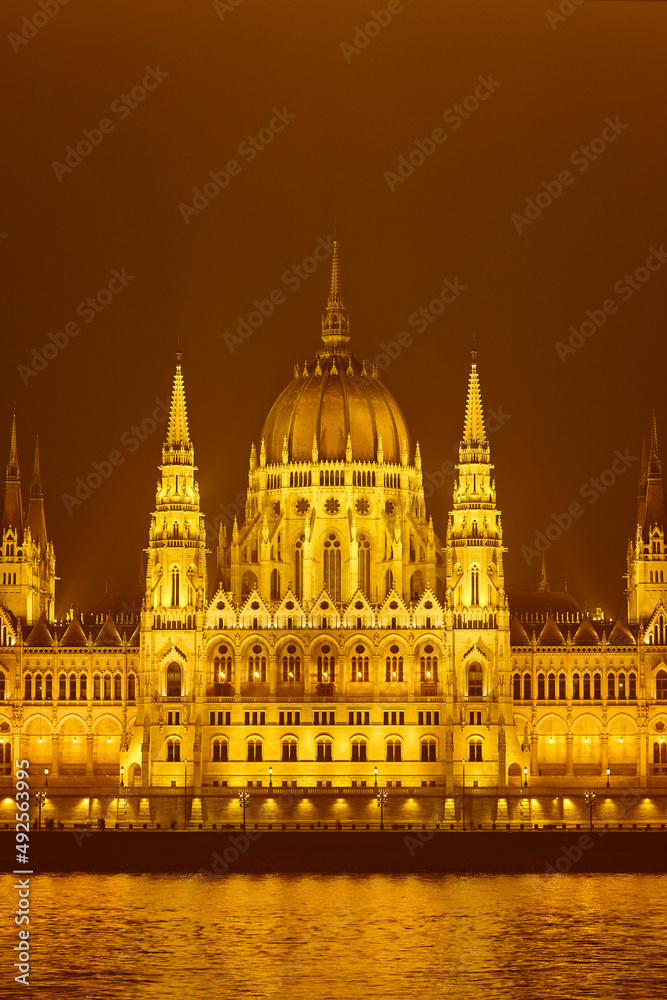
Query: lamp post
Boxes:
[
  {"xmin": 584, "ymin": 790, "xmax": 596, "ymax": 831},
  {"xmin": 44, "ymin": 768, "xmax": 48, "ymax": 789},
  {"xmin": 377, "ymin": 789, "xmax": 387, "ymax": 831},
  {"xmin": 36, "ymin": 789, "xmax": 46, "ymax": 830},
  {"xmin": 461, "ymin": 758, "xmax": 466, "ymax": 831},
  {"xmin": 269, "ymin": 766, "xmax": 273, "ymax": 789},
  {"xmin": 120, "ymin": 765, "xmax": 124, "ymax": 788},
  {"xmin": 239, "ymin": 790, "xmax": 249, "ymax": 831},
  {"xmin": 606, "ymin": 768, "xmax": 610, "ymax": 788},
  {"xmin": 184, "ymin": 759, "xmax": 188, "ymax": 830},
  {"xmin": 523, "ymin": 766, "xmax": 528, "ymax": 787},
  {"xmin": 374, "ymin": 766, "xmax": 378, "ymax": 789}
]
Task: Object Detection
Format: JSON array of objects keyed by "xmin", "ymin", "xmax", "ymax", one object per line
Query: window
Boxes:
[
  {"xmin": 468, "ymin": 739, "xmax": 483, "ymax": 762},
  {"xmin": 523, "ymin": 675, "xmax": 531, "ymax": 700},
  {"xmin": 270, "ymin": 569, "xmax": 281, "ymax": 602},
  {"xmin": 657, "ymin": 671, "xmax": 667, "ymax": 700},
  {"xmin": 167, "ymin": 738, "xmax": 181, "ymax": 762},
  {"xmin": 282, "ymin": 646, "xmax": 301, "ymax": 682},
  {"xmin": 653, "ymin": 741, "xmax": 667, "ymax": 764},
  {"xmin": 537, "ymin": 674, "xmax": 545, "ymax": 700},
  {"xmin": 421, "ymin": 739, "xmax": 436, "ymax": 762},
  {"xmin": 618, "ymin": 673, "xmax": 626, "ymax": 700},
  {"xmin": 558, "ymin": 673, "xmax": 566, "ymax": 700},
  {"xmin": 594, "ymin": 673, "xmax": 601, "ymax": 700},
  {"xmin": 316, "ymin": 739, "xmax": 333, "ymax": 762},
  {"xmin": 471, "ymin": 566, "xmax": 479, "ymax": 606},
  {"xmin": 167, "ymin": 711, "xmax": 180, "ymax": 726},
  {"xmin": 212, "ymin": 739, "xmax": 228, "ymax": 762},
  {"xmin": 128, "ymin": 675, "xmax": 136, "ymax": 700},
  {"xmin": 353, "ymin": 646, "xmax": 370, "ymax": 682},
  {"xmin": 247, "ymin": 740, "xmax": 263, "ymax": 762},
  {"xmin": 79, "ymin": 676, "xmax": 86, "ymax": 701},
  {"xmin": 513, "ymin": 673, "xmax": 520, "ymax": 700},
  {"xmin": 45, "ymin": 674, "xmax": 53, "ymax": 700},
  {"xmin": 420, "ymin": 648, "xmax": 438, "ymax": 683},
  {"xmin": 24, "ymin": 676, "xmax": 32, "ymax": 699},
  {"xmin": 548, "ymin": 673, "xmax": 556, "ymax": 700},
  {"xmin": 104, "ymin": 675, "xmax": 111, "ymax": 700},
  {"xmin": 608, "ymin": 674, "xmax": 615, "ymax": 700},
  {"xmin": 248, "ymin": 646, "xmax": 267, "ymax": 683},
  {"xmin": 281, "ymin": 739, "xmax": 297, "ymax": 762},
  {"xmin": 385, "ymin": 646, "xmax": 404, "ymax": 682},
  {"xmin": 34, "ymin": 675, "xmax": 43, "ymax": 700},
  {"xmin": 323, "ymin": 534, "xmax": 342, "ymax": 602},
  {"xmin": 171, "ymin": 567, "xmax": 179, "ymax": 606},
  {"xmin": 214, "ymin": 646, "xmax": 233, "ymax": 683},
  {"xmin": 70, "ymin": 674, "xmax": 78, "ymax": 700},
  {"xmin": 386, "ymin": 711, "xmax": 405, "ymax": 725},
  {"xmin": 167, "ymin": 662, "xmax": 182, "ymax": 697},
  {"xmin": 469, "ymin": 662, "xmax": 483, "ymax": 697},
  {"xmin": 114, "ymin": 674, "xmax": 122, "ymax": 700},
  {"xmin": 59, "ymin": 674, "xmax": 66, "ymax": 700},
  {"xmin": 94, "ymin": 675, "xmax": 101, "ymax": 701},
  {"xmin": 351, "ymin": 740, "xmax": 367, "ymax": 762},
  {"xmin": 358, "ymin": 534, "xmax": 371, "ymax": 596},
  {"xmin": 572, "ymin": 674, "xmax": 580, "ymax": 700},
  {"xmin": 386, "ymin": 739, "xmax": 402, "ymax": 762},
  {"xmin": 629, "ymin": 672, "xmax": 636, "ymax": 699},
  {"xmin": 317, "ymin": 650, "xmax": 336, "ymax": 683},
  {"xmin": 583, "ymin": 673, "xmax": 591, "ymax": 700},
  {"xmin": 244, "ymin": 711, "xmax": 266, "ymax": 726}
]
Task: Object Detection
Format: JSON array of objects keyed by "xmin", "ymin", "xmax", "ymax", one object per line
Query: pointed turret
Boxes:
[
  {"xmin": 644, "ymin": 410, "xmax": 666, "ymax": 534},
  {"xmin": 26, "ymin": 437, "xmax": 48, "ymax": 552},
  {"xmin": 321, "ymin": 240, "xmax": 350, "ymax": 352},
  {"xmin": 460, "ymin": 349, "xmax": 489, "ymax": 462},
  {"xmin": 2, "ymin": 412, "xmax": 23, "ymax": 533},
  {"xmin": 162, "ymin": 352, "xmax": 193, "ymax": 466},
  {"xmin": 538, "ymin": 552, "xmax": 549, "ymax": 593}
]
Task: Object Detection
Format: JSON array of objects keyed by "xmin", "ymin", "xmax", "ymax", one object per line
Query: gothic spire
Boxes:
[
  {"xmin": 321, "ymin": 240, "xmax": 350, "ymax": 352},
  {"xmin": 643, "ymin": 410, "xmax": 666, "ymax": 534},
  {"xmin": 2, "ymin": 411, "xmax": 23, "ymax": 533},
  {"xmin": 462, "ymin": 350, "xmax": 487, "ymax": 448},
  {"xmin": 27, "ymin": 436, "xmax": 48, "ymax": 551},
  {"xmin": 162, "ymin": 352, "xmax": 194, "ymax": 465},
  {"xmin": 538, "ymin": 552, "xmax": 550, "ymax": 593}
]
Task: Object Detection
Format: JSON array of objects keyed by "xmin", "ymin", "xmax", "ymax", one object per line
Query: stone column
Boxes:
[
  {"xmin": 601, "ymin": 734, "xmax": 609, "ymax": 780},
  {"xmin": 86, "ymin": 734, "xmax": 94, "ymax": 775},
  {"xmin": 566, "ymin": 734, "xmax": 574, "ymax": 777},
  {"xmin": 51, "ymin": 734, "xmax": 60, "ymax": 777},
  {"xmin": 269, "ymin": 654, "xmax": 277, "ymax": 697},
  {"xmin": 530, "ymin": 734, "xmax": 539, "ymax": 776}
]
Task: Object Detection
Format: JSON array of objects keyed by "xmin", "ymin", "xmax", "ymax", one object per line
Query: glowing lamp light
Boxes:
[
  {"xmin": 584, "ymin": 737, "xmax": 589, "ymax": 744},
  {"xmin": 73, "ymin": 737, "xmax": 77, "ymax": 743},
  {"xmin": 392, "ymin": 672, "xmax": 397, "ymax": 679},
  {"xmin": 254, "ymin": 672, "xmax": 259, "ymax": 679},
  {"xmin": 39, "ymin": 737, "xmax": 42, "ymax": 744},
  {"xmin": 107, "ymin": 738, "xmax": 111, "ymax": 744},
  {"xmin": 357, "ymin": 671, "xmax": 362, "ymax": 679},
  {"xmin": 549, "ymin": 738, "xmax": 553, "ymax": 744},
  {"xmin": 620, "ymin": 737, "xmax": 624, "ymax": 743},
  {"xmin": 426, "ymin": 672, "xmax": 431, "ymax": 679},
  {"xmin": 289, "ymin": 672, "xmax": 294, "ymax": 679}
]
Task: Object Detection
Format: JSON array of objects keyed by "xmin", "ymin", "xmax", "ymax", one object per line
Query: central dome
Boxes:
[
  {"xmin": 261, "ymin": 353, "xmax": 411, "ymax": 464},
  {"xmin": 261, "ymin": 242, "xmax": 411, "ymax": 465}
]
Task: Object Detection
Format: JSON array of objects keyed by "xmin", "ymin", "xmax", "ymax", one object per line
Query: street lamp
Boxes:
[
  {"xmin": 269, "ymin": 766, "xmax": 273, "ymax": 789},
  {"xmin": 120, "ymin": 766, "xmax": 124, "ymax": 788},
  {"xmin": 377, "ymin": 789, "xmax": 387, "ymax": 831},
  {"xmin": 374, "ymin": 766, "xmax": 378, "ymax": 789},
  {"xmin": 44, "ymin": 768, "xmax": 48, "ymax": 788},
  {"xmin": 36, "ymin": 789, "xmax": 46, "ymax": 830},
  {"xmin": 584, "ymin": 790, "xmax": 596, "ymax": 831},
  {"xmin": 523, "ymin": 766, "xmax": 528, "ymax": 787},
  {"xmin": 606, "ymin": 768, "xmax": 610, "ymax": 788},
  {"xmin": 239, "ymin": 790, "xmax": 249, "ymax": 831},
  {"xmin": 461, "ymin": 758, "xmax": 466, "ymax": 831},
  {"xmin": 184, "ymin": 759, "xmax": 188, "ymax": 830}
]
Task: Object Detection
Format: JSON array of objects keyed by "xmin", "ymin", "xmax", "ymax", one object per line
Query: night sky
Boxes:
[{"xmin": 2, "ymin": 0, "xmax": 665, "ymax": 618}]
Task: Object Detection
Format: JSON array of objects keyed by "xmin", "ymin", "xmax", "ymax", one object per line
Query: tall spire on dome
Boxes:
[
  {"xmin": 321, "ymin": 237, "xmax": 350, "ymax": 353},
  {"xmin": 2, "ymin": 410, "xmax": 24, "ymax": 533},
  {"xmin": 461, "ymin": 349, "xmax": 488, "ymax": 453},
  {"xmin": 162, "ymin": 351, "xmax": 194, "ymax": 465}
]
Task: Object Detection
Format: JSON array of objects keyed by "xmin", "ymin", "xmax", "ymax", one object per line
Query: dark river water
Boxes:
[{"xmin": 2, "ymin": 872, "xmax": 666, "ymax": 999}]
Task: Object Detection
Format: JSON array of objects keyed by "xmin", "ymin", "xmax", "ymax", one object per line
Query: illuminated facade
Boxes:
[{"xmin": 1, "ymin": 245, "xmax": 666, "ymax": 810}]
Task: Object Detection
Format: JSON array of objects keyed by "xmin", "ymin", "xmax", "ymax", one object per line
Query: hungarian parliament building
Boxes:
[{"xmin": 1, "ymin": 246, "xmax": 666, "ymax": 797}]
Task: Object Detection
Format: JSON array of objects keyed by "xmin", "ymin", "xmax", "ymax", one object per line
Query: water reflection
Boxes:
[{"xmin": 2, "ymin": 872, "xmax": 666, "ymax": 999}]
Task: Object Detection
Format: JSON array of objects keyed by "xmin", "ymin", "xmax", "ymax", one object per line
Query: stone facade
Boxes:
[{"xmin": 1, "ymin": 244, "xmax": 666, "ymax": 828}]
